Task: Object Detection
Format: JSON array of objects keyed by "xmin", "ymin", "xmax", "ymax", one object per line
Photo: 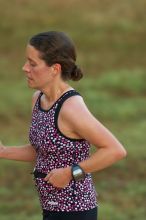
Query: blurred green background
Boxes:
[{"xmin": 0, "ymin": 0, "xmax": 146, "ymax": 219}]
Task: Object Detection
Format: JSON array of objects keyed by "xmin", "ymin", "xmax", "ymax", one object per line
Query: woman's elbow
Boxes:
[{"xmin": 114, "ymin": 145, "xmax": 127, "ymax": 160}]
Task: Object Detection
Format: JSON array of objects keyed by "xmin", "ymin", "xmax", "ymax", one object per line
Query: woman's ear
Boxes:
[{"xmin": 51, "ymin": 63, "xmax": 61, "ymax": 76}]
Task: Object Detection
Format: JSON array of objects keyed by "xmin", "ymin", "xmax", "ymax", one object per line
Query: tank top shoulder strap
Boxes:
[
  {"xmin": 33, "ymin": 91, "xmax": 43, "ymax": 110},
  {"xmin": 56, "ymin": 89, "xmax": 81, "ymax": 113},
  {"xmin": 54, "ymin": 89, "xmax": 81, "ymax": 124}
]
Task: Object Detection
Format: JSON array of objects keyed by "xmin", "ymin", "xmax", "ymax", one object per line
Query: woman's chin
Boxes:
[{"xmin": 27, "ymin": 79, "xmax": 36, "ymax": 89}]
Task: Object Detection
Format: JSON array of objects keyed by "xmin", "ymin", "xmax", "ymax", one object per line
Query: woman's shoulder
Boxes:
[
  {"xmin": 63, "ymin": 93, "xmax": 85, "ymax": 108},
  {"xmin": 32, "ymin": 90, "xmax": 41, "ymax": 110},
  {"xmin": 59, "ymin": 93, "xmax": 97, "ymax": 141},
  {"xmin": 60, "ymin": 93, "xmax": 91, "ymax": 119}
]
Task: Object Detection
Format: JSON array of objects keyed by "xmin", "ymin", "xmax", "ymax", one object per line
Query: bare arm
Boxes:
[
  {"xmin": 0, "ymin": 142, "xmax": 36, "ymax": 162},
  {"xmin": 64, "ymin": 96, "xmax": 127, "ymax": 174},
  {"xmin": 44, "ymin": 95, "xmax": 127, "ymax": 188},
  {"xmin": 0, "ymin": 90, "xmax": 40, "ymax": 162}
]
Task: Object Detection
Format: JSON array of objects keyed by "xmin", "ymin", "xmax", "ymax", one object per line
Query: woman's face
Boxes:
[{"xmin": 22, "ymin": 45, "xmax": 53, "ymax": 90}]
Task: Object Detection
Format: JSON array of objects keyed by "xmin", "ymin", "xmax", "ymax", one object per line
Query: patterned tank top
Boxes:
[{"xmin": 29, "ymin": 89, "xmax": 97, "ymax": 212}]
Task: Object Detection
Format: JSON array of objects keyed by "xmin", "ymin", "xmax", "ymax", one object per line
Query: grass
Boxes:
[{"xmin": 0, "ymin": 0, "xmax": 146, "ymax": 219}]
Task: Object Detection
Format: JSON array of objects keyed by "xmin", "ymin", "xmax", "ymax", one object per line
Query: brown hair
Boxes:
[{"xmin": 29, "ymin": 31, "xmax": 83, "ymax": 81}]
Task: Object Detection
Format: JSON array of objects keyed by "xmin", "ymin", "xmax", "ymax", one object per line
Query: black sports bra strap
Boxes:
[
  {"xmin": 57, "ymin": 90, "xmax": 81, "ymax": 111},
  {"xmin": 54, "ymin": 90, "xmax": 81, "ymax": 126}
]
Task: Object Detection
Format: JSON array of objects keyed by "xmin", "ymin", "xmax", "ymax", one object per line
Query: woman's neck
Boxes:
[{"xmin": 41, "ymin": 82, "xmax": 73, "ymax": 103}]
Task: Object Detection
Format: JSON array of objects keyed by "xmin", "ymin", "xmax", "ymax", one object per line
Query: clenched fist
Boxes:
[{"xmin": 44, "ymin": 166, "xmax": 72, "ymax": 189}]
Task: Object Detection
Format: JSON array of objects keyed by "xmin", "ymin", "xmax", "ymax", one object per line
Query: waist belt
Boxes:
[{"xmin": 33, "ymin": 169, "xmax": 47, "ymax": 178}]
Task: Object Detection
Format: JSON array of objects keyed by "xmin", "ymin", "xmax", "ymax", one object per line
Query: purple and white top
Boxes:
[{"xmin": 29, "ymin": 90, "xmax": 97, "ymax": 212}]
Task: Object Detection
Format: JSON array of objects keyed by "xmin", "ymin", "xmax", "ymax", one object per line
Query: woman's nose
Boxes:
[{"xmin": 22, "ymin": 62, "xmax": 30, "ymax": 72}]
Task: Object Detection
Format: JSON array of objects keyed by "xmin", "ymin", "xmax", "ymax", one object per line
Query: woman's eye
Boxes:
[{"xmin": 30, "ymin": 62, "xmax": 37, "ymax": 67}]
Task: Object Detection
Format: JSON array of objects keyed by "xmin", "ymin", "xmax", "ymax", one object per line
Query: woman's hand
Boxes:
[
  {"xmin": 44, "ymin": 167, "xmax": 72, "ymax": 189},
  {"xmin": 0, "ymin": 141, "xmax": 6, "ymax": 157}
]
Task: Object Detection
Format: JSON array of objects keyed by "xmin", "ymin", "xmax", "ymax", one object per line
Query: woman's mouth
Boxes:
[{"xmin": 27, "ymin": 77, "xmax": 33, "ymax": 81}]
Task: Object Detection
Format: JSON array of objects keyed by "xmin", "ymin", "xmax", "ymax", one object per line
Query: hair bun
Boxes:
[{"xmin": 71, "ymin": 64, "xmax": 83, "ymax": 81}]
